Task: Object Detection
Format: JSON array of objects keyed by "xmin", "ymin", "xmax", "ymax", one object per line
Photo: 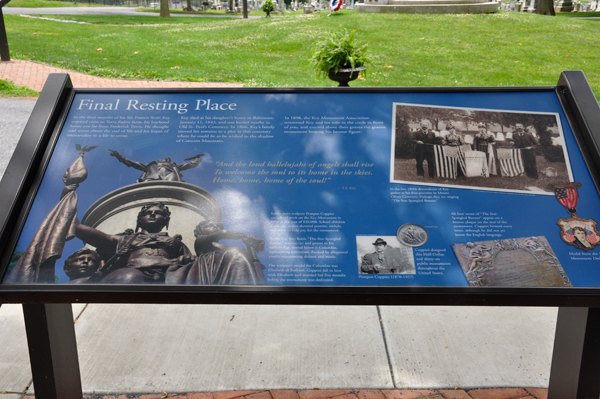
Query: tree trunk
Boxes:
[
  {"xmin": 184, "ymin": 0, "xmax": 192, "ymax": 11},
  {"xmin": 160, "ymin": 0, "xmax": 171, "ymax": 17},
  {"xmin": 537, "ymin": 0, "xmax": 555, "ymax": 14}
]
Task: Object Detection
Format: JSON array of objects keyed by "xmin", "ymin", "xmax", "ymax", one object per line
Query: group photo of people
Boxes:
[{"xmin": 391, "ymin": 103, "xmax": 574, "ymax": 194}]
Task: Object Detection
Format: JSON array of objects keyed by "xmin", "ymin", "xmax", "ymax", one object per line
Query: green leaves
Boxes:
[
  {"xmin": 261, "ymin": 0, "xmax": 275, "ymax": 14},
  {"xmin": 310, "ymin": 29, "xmax": 371, "ymax": 78},
  {"xmin": 0, "ymin": 79, "xmax": 39, "ymax": 97}
]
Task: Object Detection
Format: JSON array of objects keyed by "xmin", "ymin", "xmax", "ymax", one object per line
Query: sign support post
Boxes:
[
  {"xmin": 0, "ymin": 1, "xmax": 10, "ymax": 62},
  {"xmin": 22, "ymin": 304, "xmax": 83, "ymax": 399},
  {"xmin": 548, "ymin": 307, "xmax": 600, "ymax": 399}
]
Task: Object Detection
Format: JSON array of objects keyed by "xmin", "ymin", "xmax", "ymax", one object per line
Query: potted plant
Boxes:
[
  {"xmin": 261, "ymin": 0, "xmax": 275, "ymax": 16},
  {"xmin": 310, "ymin": 30, "xmax": 371, "ymax": 87}
]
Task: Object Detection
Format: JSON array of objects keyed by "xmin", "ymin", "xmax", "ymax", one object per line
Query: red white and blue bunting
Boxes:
[{"xmin": 330, "ymin": 0, "xmax": 342, "ymax": 12}]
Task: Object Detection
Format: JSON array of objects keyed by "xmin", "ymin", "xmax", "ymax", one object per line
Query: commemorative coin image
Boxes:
[{"xmin": 397, "ymin": 224, "xmax": 428, "ymax": 247}]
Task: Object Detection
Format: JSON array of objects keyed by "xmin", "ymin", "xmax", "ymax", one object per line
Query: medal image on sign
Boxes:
[
  {"xmin": 551, "ymin": 182, "xmax": 600, "ymax": 251},
  {"xmin": 557, "ymin": 216, "xmax": 600, "ymax": 251},
  {"xmin": 396, "ymin": 224, "xmax": 428, "ymax": 247}
]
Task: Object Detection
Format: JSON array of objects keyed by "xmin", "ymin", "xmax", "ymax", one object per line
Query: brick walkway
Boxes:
[
  {"xmin": 0, "ymin": 59, "xmax": 242, "ymax": 91},
  {"xmin": 18, "ymin": 388, "xmax": 549, "ymax": 399}
]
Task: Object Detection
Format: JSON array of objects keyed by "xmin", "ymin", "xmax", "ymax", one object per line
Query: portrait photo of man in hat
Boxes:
[{"xmin": 357, "ymin": 236, "xmax": 415, "ymax": 275}]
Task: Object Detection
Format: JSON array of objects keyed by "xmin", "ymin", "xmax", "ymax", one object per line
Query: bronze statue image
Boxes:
[
  {"xmin": 7, "ymin": 145, "xmax": 266, "ymax": 286},
  {"xmin": 166, "ymin": 220, "xmax": 266, "ymax": 284},
  {"xmin": 109, "ymin": 150, "xmax": 204, "ymax": 183},
  {"xmin": 165, "ymin": 217, "xmax": 266, "ymax": 284},
  {"xmin": 63, "ymin": 248, "xmax": 102, "ymax": 284},
  {"xmin": 75, "ymin": 202, "xmax": 193, "ymax": 284},
  {"xmin": 73, "ymin": 202, "xmax": 265, "ymax": 285},
  {"xmin": 6, "ymin": 144, "xmax": 95, "ymax": 284}
]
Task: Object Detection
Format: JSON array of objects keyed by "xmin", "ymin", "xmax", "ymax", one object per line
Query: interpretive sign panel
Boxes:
[{"xmin": 3, "ymin": 85, "xmax": 600, "ymax": 290}]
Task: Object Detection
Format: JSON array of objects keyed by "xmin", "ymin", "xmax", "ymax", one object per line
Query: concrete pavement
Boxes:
[
  {"xmin": 0, "ymin": 303, "xmax": 558, "ymax": 398},
  {"xmin": 0, "ymin": 81, "xmax": 559, "ymax": 397}
]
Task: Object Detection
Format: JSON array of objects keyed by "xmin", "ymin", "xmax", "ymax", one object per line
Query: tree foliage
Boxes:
[{"xmin": 261, "ymin": 0, "xmax": 275, "ymax": 16}]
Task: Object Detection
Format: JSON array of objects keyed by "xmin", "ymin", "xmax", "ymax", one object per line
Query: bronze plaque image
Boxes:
[{"xmin": 452, "ymin": 236, "xmax": 571, "ymax": 287}]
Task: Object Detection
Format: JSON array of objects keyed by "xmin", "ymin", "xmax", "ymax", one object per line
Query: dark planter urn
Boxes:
[{"xmin": 328, "ymin": 66, "xmax": 366, "ymax": 87}]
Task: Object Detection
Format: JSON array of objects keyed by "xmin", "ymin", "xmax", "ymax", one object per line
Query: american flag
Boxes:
[
  {"xmin": 555, "ymin": 187, "xmax": 579, "ymax": 209},
  {"xmin": 434, "ymin": 145, "xmax": 457, "ymax": 179},
  {"xmin": 486, "ymin": 144, "xmax": 497, "ymax": 176},
  {"xmin": 433, "ymin": 145, "xmax": 468, "ymax": 179},
  {"xmin": 435, "ymin": 144, "xmax": 471, "ymax": 178},
  {"xmin": 457, "ymin": 144, "xmax": 470, "ymax": 173},
  {"xmin": 497, "ymin": 148, "xmax": 524, "ymax": 177}
]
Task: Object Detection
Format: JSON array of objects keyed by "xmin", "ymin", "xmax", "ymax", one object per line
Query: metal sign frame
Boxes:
[
  {"xmin": 0, "ymin": 72, "xmax": 600, "ymax": 306},
  {"xmin": 0, "ymin": 72, "xmax": 599, "ymax": 399}
]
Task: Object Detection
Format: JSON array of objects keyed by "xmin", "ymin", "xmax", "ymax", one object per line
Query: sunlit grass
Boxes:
[
  {"xmin": 3, "ymin": 10, "xmax": 600, "ymax": 97},
  {"xmin": 136, "ymin": 6, "xmax": 305, "ymax": 15},
  {"xmin": 6, "ymin": 0, "xmax": 109, "ymax": 7},
  {"xmin": 0, "ymin": 79, "xmax": 40, "ymax": 97}
]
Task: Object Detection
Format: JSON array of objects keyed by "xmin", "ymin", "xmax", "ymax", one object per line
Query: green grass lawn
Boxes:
[
  {"xmin": 6, "ymin": 0, "xmax": 76, "ymax": 7},
  {"xmin": 6, "ymin": 0, "xmax": 111, "ymax": 7},
  {"xmin": 3, "ymin": 10, "xmax": 600, "ymax": 94},
  {"xmin": 0, "ymin": 79, "xmax": 40, "ymax": 97},
  {"xmin": 555, "ymin": 10, "xmax": 600, "ymax": 17},
  {"xmin": 136, "ymin": 6, "xmax": 305, "ymax": 15}
]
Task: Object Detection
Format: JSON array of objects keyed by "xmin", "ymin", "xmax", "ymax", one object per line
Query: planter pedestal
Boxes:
[{"xmin": 328, "ymin": 66, "xmax": 366, "ymax": 87}]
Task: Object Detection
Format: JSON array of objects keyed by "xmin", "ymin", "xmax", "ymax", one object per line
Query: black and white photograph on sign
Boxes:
[
  {"xmin": 390, "ymin": 103, "xmax": 574, "ymax": 195},
  {"xmin": 451, "ymin": 236, "xmax": 572, "ymax": 287},
  {"xmin": 356, "ymin": 235, "xmax": 416, "ymax": 275}
]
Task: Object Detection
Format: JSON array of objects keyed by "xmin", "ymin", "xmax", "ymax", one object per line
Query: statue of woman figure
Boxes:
[
  {"xmin": 75, "ymin": 203, "xmax": 265, "ymax": 285},
  {"xmin": 75, "ymin": 202, "xmax": 194, "ymax": 284},
  {"xmin": 165, "ymin": 220, "xmax": 266, "ymax": 285}
]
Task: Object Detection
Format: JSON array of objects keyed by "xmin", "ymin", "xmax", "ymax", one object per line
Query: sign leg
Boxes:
[
  {"xmin": 548, "ymin": 307, "xmax": 600, "ymax": 399},
  {"xmin": 0, "ymin": 7, "xmax": 10, "ymax": 61},
  {"xmin": 22, "ymin": 304, "xmax": 83, "ymax": 399}
]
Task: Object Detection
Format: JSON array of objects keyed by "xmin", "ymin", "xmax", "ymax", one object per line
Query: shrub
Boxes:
[
  {"xmin": 310, "ymin": 29, "xmax": 371, "ymax": 78},
  {"xmin": 261, "ymin": 0, "xmax": 275, "ymax": 16}
]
